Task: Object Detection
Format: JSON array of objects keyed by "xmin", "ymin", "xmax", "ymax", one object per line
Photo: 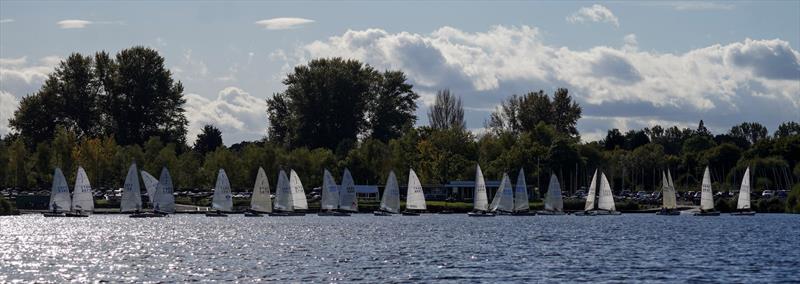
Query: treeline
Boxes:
[{"xmin": 1, "ymin": 47, "xmax": 799, "ymax": 209}]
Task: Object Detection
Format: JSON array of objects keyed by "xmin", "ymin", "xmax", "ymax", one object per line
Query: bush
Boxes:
[
  {"xmin": 787, "ymin": 184, "xmax": 800, "ymax": 214},
  {"xmin": 715, "ymin": 198, "xmax": 735, "ymax": 213},
  {"xmin": 755, "ymin": 198, "xmax": 786, "ymax": 213},
  {"xmin": 0, "ymin": 196, "xmax": 17, "ymax": 215},
  {"xmin": 615, "ymin": 200, "xmax": 640, "ymax": 211}
]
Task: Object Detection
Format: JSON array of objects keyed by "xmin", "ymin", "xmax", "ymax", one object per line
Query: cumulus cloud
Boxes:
[
  {"xmin": 567, "ymin": 4, "xmax": 620, "ymax": 27},
  {"xmin": 57, "ymin": 19, "xmax": 92, "ymax": 29},
  {"xmin": 0, "ymin": 91, "xmax": 20, "ymax": 136},
  {"xmin": 276, "ymin": 25, "xmax": 800, "ymax": 137},
  {"xmin": 184, "ymin": 87, "xmax": 268, "ymax": 145},
  {"xmin": 171, "ymin": 49, "xmax": 208, "ymax": 81},
  {"xmin": 0, "ymin": 55, "xmax": 60, "ymax": 96},
  {"xmin": 255, "ymin": 17, "xmax": 314, "ymax": 30}
]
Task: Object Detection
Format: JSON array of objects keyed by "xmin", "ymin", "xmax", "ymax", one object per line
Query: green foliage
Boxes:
[
  {"xmin": 0, "ymin": 195, "xmax": 17, "ymax": 215},
  {"xmin": 488, "ymin": 89, "xmax": 581, "ymax": 138},
  {"xmin": 428, "ymin": 89, "xmax": 466, "ymax": 131},
  {"xmin": 755, "ymin": 198, "xmax": 786, "ymax": 213},
  {"xmin": 193, "ymin": 125, "xmax": 223, "ymax": 156},
  {"xmin": 787, "ymin": 184, "xmax": 800, "ymax": 213}
]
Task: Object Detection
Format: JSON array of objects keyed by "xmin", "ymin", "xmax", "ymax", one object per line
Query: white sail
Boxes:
[
  {"xmin": 273, "ymin": 170, "xmax": 293, "ymax": 211},
  {"xmin": 700, "ymin": 167, "xmax": 715, "ymax": 211},
  {"xmin": 289, "ymin": 170, "xmax": 308, "ymax": 210},
  {"xmin": 489, "ymin": 175, "xmax": 503, "ymax": 212},
  {"xmin": 320, "ymin": 169, "xmax": 340, "ymax": 210},
  {"xmin": 339, "ymin": 169, "xmax": 358, "ymax": 212},
  {"xmin": 153, "ymin": 167, "xmax": 175, "ymax": 213},
  {"xmin": 473, "ymin": 165, "xmax": 489, "ymax": 211},
  {"xmin": 405, "ymin": 169, "xmax": 426, "ymax": 210},
  {"xmin": 514, "ymin": 169, "xmax": 530, "ymax": 212},
  {"xmin": 662, "ymin": 171, "xmax": 678, "ymax": 209},
  {"xmin": 121, "ymin": 163, "xmax": 143, "ymax": 212},
  {"xmin": 140, "ymin": 170, "xmax": 159, "ymax": 204},
  {"xmin": 211, "ymin": 169, "xmax": 233, "ymax": 212},
  {"xmin": 544, "ymin": 174, "xmax": 563, "ymax": 212},
  {"xmin": 380, "ymin": 171, "xmax": 400, "ymax": 213},
  {"xmin": 71, "ymin": 167, "xmax": 94, "ymax": 213},
  {"xmin": 598, "ymin": 172, "xmax": 615, "ymax": 211},
  {"xmin": 737, "ymin": 167, "xmax": 751, "ymax": 210},
  {"xmin": 667, "ymin": 169, "xmax": 675, "ymax": 189},
  {"xmin": 49, "ymin": 168, "xmax": 71, "ymax": 212},
  {"xmin": 250, "ymin": 167, "xmax": 272, "ymax": 213},
  {"xmin": 496, "ymin": 173, "xmax": 514, "ymax": 212},
  {"xmin": 584, "ymin": 170, "xmax": 598, "ymax": 211}
]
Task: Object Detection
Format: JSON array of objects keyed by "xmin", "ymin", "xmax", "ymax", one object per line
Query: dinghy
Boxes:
[
  {"xmin": 319, "ymin": 169, "xmax": 356, "ymax": 216},
  {"xmin": 374, "ymin": 171, "xmax": 400, "ymax": 216},
  {"xmin": 150, "ymin": 167, "xmax": 175, "ymax": 216},
  {"xmin": 402, "ymin": 169, "xmax": 426, "ymax": 215},
  {"xmin": 656, "ymin": 170, "xmax": 680, "ymax": 215},
  {"xmin": 467, "ymin": 165, "xmax": 494, "ymax": 217},
  {"xmin": 65, "ymin": 167, "xmax": 93, "ymax": 217},
  {"xmin": 270, "ymin": 170, "xmax": 303, "ymax": 216},
  {"xmin": 592, "ymin": 173, "xmax": 621, "ymax": 215},
  {"xmin": 512, "ymin": 169, "xmax": 535, "ymax": 215},
  {"xmin": 245, "ymin": 167, "xmax": 271, "ymax": 217},
  {"xmin": 731, "ymin": 167, "xmax": 755, "ymax": 216},
  {"xmin": 536, "ymin": 174, "xmax": 565, "ymax": 215},
  {"xmin": 206, "ymin": 169, "xmax": 233, "ymax": 217},
  {"xmin": 290, "ymin": 170, "xmax": 308, "ymax": 214},
  {"xmin": 489, "ymin": 173, "xmax": 514, "ymax": 215},
  {"xmin": 694, "ymin": 167, "xmax": 720, "ymax": 216},
  {"xmin": 43, "ymin": 168, "xmax": 71, "ymax": 217},
  {"xmin": 574, "ymin": 170, "xmax": 599, "ymax": 216},
  {"xmin": 140, "ymin": 170, "xmax": 159, "ymax": 205},
  {"xmin": 121, "ymin": 163, "xmax": 144, "ymax": 216}
]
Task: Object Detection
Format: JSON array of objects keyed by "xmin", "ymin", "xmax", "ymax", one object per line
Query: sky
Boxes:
[{"xmin": 1, "ymin": 1, "xmax": 799, "ymax": 144}]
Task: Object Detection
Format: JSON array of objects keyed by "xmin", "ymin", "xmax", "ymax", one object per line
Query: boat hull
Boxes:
[
  {"xmin": 693, "ymin": 211, "xmax": 721, "ymax": 216},
  {"xmin": 730, "ymin": 211, "xmax": 756, "ymax": 216},
  {"xmin": 318, "ymin": 211, "xmax": 351, "ymax": 216},
  {"xmin": 244, "ymin": 212, "xmax": 264, "ymax": 217},
  {"xmin": 42, "ymin": 212, "xmax": 66, "ymax": 217},
  {"xmin": 129, "ymin": 212, "xmax": 167, "ymax": 218},
  {"xmin": 64, "ymin": 212, "xmax": 89, "ymax": 217},
  {"xmin": 372, "ymin": 211, "xmax": 394, "ymax": 216},
  {"xmin": 467, "ymin": 211, "xmax": 495, "ymax": 217},
  {"xmin": 268, "ymin": 211, "xmax": 305, "ymax": 216},
  {"xmin": 205, "ymin": 212, "xmax": 228, "ymax": 217},
  {"xmin": 573, "ymin": 211, "xmax": 596, "ymax": 216},
  {"xmin": 656, "ymin": 209, "xmax": 681, "ymax": 215},
  {"xmin": 401, "ymin": 211, "xmax": 420, "ymax": 216},
  {"xmin": 536, "ymin": 211, "xmax": 566, "ymax": 215},
  {"xmin": 592, "ymin": 210, "xmax": 621, "ymax": 215}
]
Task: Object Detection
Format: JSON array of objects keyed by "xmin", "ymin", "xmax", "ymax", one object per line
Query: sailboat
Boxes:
[
  {"xmin": 512, "ymin": 169, "xmax": 535, "ymax": 215},
  {"xmin": 694, "ymin": 166, "xmax": 720, "ymax": 216},
  {"xmin": 575, "ymin": 170, "xmax": 599, "ymax": 216},
  {"xmin": 245, "ymin": 167, "xmax": 271, "ymax": 217},
  {"xmin": 402, "ymin": 169, "xmax": 426, "ymax": 215},
  {"xmin": 206, "ymin": 169, "xmax": 233, "ymax": 217},
  {"xmin": 140, "ymin": 170, "xmax": 159, "ymax": 206},
  {"xmin": 536, "ymin": 174, "xmax": 565, "ymax": 215},
  {"xmin": 468, "ymin": 164, "xmax": 494, "ymax": 217},
  {"xmin": 593, "ymin": 172, "xmax": 621, "ymax": 215},
  {"xmin": 64, "ymin": 167, "xmax": 93, "ymax": 217},
  {"xmin": 270, "ymin": 170, "xmax": 303, "ymax": 216},
  {"xmin": 43, "ymin": 168, "xmax": 71, "ymax": 217},
  {"xmin": 489, "ymin": 173, "xmax": 514, "ymax": 215},
  {"xmin": 656, "ymin": 170, "xmax": 680, "ymax": 215},
  {"xmin": 374, "ymin": 171, "xmax": 400, "ymax": 216},
  {"xmin": 731, "ymin": 167, "xmax": 755, "ymax": 216},
  {"xmin": 151, "ymin": 167, "xmax": 175, "ymax": 216},
  {"xmin": 121, "ymin": 163, "xmax": 144, "ymax": 215},
  {"xmin": 319, "ymin": 169, "xmax": 356, "ymax": 216}
]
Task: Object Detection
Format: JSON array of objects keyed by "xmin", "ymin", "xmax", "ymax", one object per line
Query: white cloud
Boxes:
[
  {"xmin": 567, "ymin": 4, "xmax": 620, "ymax": 27},
  {"xmin": 0, "ymin": 56, "xmax": 26, "ymax": 66},
  {"xmin": 171, "ymin": 49, "xmax": 208, "ymax": 81},
  {"xmin": 255, "ymin": 17, "xmax": 314, "ymax": 30},
  {"xmin": 57, "ymin": 19, "xmax": 92, "ymax": 29},
  {"xmin": 278, "ymin": 25, "xmax": 800, "ymax": 134},
  {"xmin": 184, "ymin": 87, "xmax": 268, "ymax": 145},
  {"xmin": 0, "ymin": 91, "xmax": 20, "ymax": 136},
  {"xmin": 0, "ymin": 19, "xmax": 14, "ymax": 24},
  {"xmin": 0, "ymin": 55, "xmax": 60, "ymax": 96}
]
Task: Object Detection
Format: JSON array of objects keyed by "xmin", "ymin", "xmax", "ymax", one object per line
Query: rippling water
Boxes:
[{"xmin": 1, "ymin": 213, "xmax": 798, "ymax": 283}]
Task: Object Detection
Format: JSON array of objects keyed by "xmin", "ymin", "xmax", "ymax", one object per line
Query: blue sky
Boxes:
[{"xmin": 1, "ymin": 1, "xmax": 799, "ymax": 144}]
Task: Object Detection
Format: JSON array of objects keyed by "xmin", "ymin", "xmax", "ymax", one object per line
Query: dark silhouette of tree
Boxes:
[
  {"xmin": 774, "ymin": 121, "xmax": 800, "ymax": 138},
  {"xmin": 624, "ymin": 129, "xmax": 650, "ymax": 150},
  {"xmin": 729, "ymin": 122, "xmax": 769, "ymax": 146},
  {"xmin": 369, "ymin": 71, "xmax": 419, "ymax": 142},
  {"xmin": 696, "ymin": 120, "xmax": 712, "ymax": 137},
  {"xmin": 194, "ymin": 125, "xmax": 224, "ymax": 155},
  {"xmin": 551, "ymin": 88, "xmax": 582, "ymax": 137},
  {"xmin": 428, "ymin": 89, "xmax": 465, "ymax": 130},
  {"xmin": 603, "ymin": 129, "xmax": 625, "ymax": 150},
  {"xmin": 488, "ymin": 89, "xmax": 580, "ymax": 138},
  {"xmin": 267, "ymin": 93, "xmax": 292, "ymax": 146},
  {"xmin": 9, "ymin": 47, "xmax": 187, "ymax": 146}
]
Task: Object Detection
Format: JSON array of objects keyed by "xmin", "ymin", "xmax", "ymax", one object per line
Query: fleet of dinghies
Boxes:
[{"xmin": 41, "ymin": 161, "xmax": 759, "ymax": 217}]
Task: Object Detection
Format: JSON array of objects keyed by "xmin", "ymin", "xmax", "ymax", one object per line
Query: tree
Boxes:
[
  {"xmin": 428, "ymin": 89, "xmax": 465, "ymax": 130},
  {"xmin": 774, "ymin": 121, "xmax": 800, "ymax": 138},
  {"xmin": 603, "ymin": 129, "xmax": 625, "ymax": 150},
  {"xmin": 730, "ymin": 122, "xmax": 769, "ymax": 146},
  {"xmin": 624, "ymin": 129, "xmax": 650, "ymax": 150},
  {"xmin": 489, "ymin": 90, "xmax": 551, "ymax": 134},
  {"xmin": 369, "ymin": 71, "xmax": 419, "ymax": 142},
  {"xmin": 7, "ymin": 138, "xmax": 29, "ymax": 188},
  {"xmin": 551, "ymin": 88, "xmax": 582, "ymax": 137},
  {"xmin": 267, "ymin": 93, "xmax": 292, "ymax": 146},
  {"xmin": 194, "ymin": 125, "xmax": 223, "ymax": 155},
  {"xmin": 696, "ymin": 120, "xmax": 712, "ymax": 137}
]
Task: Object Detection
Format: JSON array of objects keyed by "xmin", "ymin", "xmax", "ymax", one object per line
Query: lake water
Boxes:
[{"xmin": 1, "ymin": 213, "xmax": 798, "ymax": 283}]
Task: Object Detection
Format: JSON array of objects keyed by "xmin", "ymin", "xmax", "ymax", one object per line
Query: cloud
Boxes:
[
  {"xmin": 567, "ymin": 4, "xmax": 620, "ymax": 27},
  {"xmin": 57, "ymin": 19, "xmax": 92, "ymax": 29},
  {"xmin": 255, "ymin": 17, "xmax": 314, "ymax": 30},
  {"xmin": 276, "ymin": 25, "xmax": 800, "ymax": 137},
  {"xmin": 0, "ymin": 91, "xmax": 20, "ymax": 136},
  {"xmin": 171, "ymin": 49, "xmax": 208, "ymax": 81},
  {"xmin": 0, "ymin": 19, "xmax": 14, "ymax": 24},
  {"xmin": 0, "ymin": 55, "xmax": 60, "ymax": 96},
  {"xmin": 184, "ymin": 87, "xmax": 268, "ymax": 145}
]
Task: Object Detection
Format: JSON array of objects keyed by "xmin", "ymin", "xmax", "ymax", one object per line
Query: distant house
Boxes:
[
  {"xmin": 355, "ymin": 185, "xmax": 379, "ymax": 201},
  {"xmin": 444, "ymin": 180, "xmax": 502, "ymax": 202}
]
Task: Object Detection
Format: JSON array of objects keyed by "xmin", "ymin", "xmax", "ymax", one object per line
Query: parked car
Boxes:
[
  {"xmin": 776, "ymin": 190, "xmax": 788, "ymax": 199},
  {"xmin": 762, "ymin": 190, "xmax": 774, "ymax": 199}
]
